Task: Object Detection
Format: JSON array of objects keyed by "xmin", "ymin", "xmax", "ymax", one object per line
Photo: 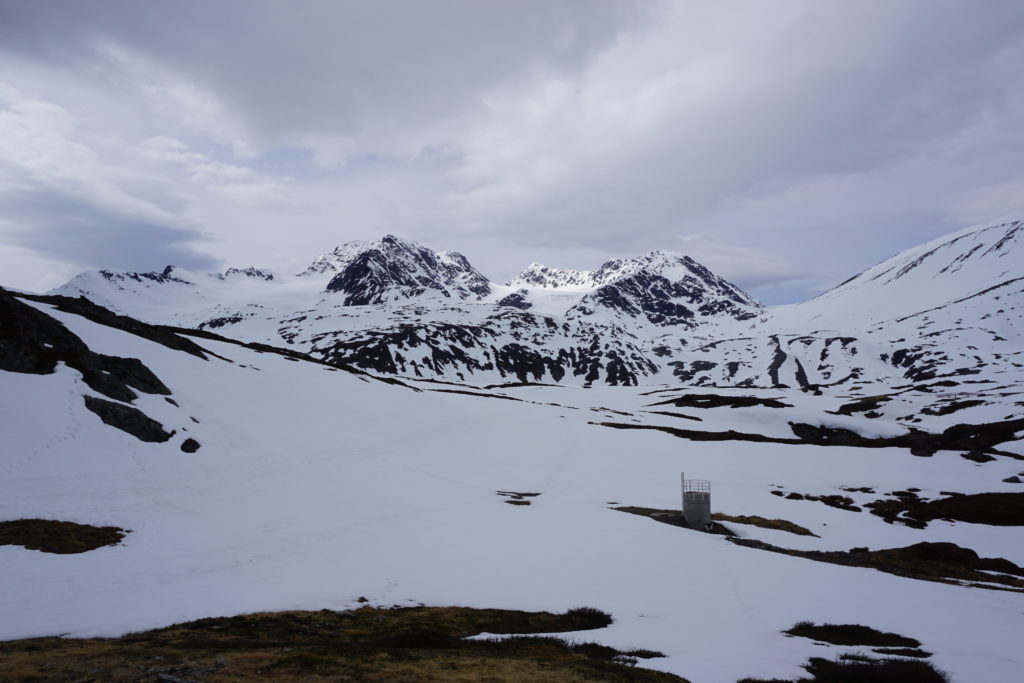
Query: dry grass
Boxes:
[
  {"xmin": 730, "ymin": 538, "xmax": 1024, "ymax": 593},
  {"xmin": 0, "ymin": 518, "xmax": 126, "ymax": 554},
  {"xmin": 785, "ymin": 622, "xmax": 920, "ymax": 648},
  {"xmin": 0, "ymin": 606, "xmax": 686, "ymax": 682},
  {"xmin": 711, "ymin": 513, "xmax": 818, "ymax": 537},
  {"xmin": 611, "ymin": 506, "xmax": 735, "ymax": 536}
]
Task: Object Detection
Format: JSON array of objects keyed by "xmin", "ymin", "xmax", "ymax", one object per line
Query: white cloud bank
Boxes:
[{"xmin": 0, "ymin": 0, "xmax": 1022, "ymax": 302}]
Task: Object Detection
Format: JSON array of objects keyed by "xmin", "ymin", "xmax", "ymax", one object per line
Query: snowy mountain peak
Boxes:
[
  {"xmin": 219, "ymin": 267, "xmax": 274, "ymax": 281},
  {"xmin": 323, "ymin": 235, "xmax": 492, "ymax": 305},
  {"xmin": 568, "ymin": 250, "xmax": 761, "ymax": 328},
  {"xmin": 299, "ymin": 240, "xmax": 370, "ymax": 276},
  {"xmin": 506, "ymin": 262, "xmax": 596, "ymax": 290},
  {"xmin": 780, "ymin": 216, "xmax": 1024, "ymax": 329}
]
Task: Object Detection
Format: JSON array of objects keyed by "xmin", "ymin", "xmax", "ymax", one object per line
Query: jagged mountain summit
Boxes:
[
  {"xmin": 323, "ymin": 235, "xmax": 492, "ymax": 305},
  {"xmin": 299, "ymin": 240, "xmax": 369, "ymax": 276},
  {"xmin": 506, "ymin": 263, "xmax": 594, "ymax": 289},
  {"xmin": 52, "ymin": 235, "xmax": 763, "ymax": 385},
  {"xmin": 50, "ymin": 217, "xmax": 1023, "ymax": 388}
]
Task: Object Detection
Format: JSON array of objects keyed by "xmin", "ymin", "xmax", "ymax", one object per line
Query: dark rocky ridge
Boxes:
[
  {"xmin": 0, "ymin": 288, "xmax": 172, "ymax": 402},
  {"xmin": 325, "ymin": 236, "xmax": 491, "ymax": 305},
  {"xmin": 569, "ymin": 259, "xmax": 759, "ymax": 327},
  {"xmin": 311, "ymin": 319, "xmax": 657, "ymax": 386},
  {"xmin": 83, "ymin": 396, "xmax": 174, "ymax": 442}
]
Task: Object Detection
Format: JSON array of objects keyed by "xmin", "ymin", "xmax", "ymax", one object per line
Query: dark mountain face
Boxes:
[
  {"xmin": 324, "ymin": 235, "xmax": 491, "ymax": 305},
  {"xmin": 569, "ymin": 255, "xmax": 761, "ymax": 327},
  {"xmin": 221, "ymin": 267, "xmax": 274, "ymax": 281},
  {"xmin": 308, "ymin": 312, "xmax": 658, "ymax": 386},
  {"xmin": 44, "ymin": 216, "xmax": 1023, "ymax": 388}
]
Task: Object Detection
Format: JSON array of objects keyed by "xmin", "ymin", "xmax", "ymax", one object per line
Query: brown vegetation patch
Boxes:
[
  {"xmin": 873, "ymin": 648, "xmax": 932, "ymax": 658},
  {"xmin": 785, "ymin": 622, "xmax": 919, "ymax": 648},
  {"xmin": 712, "ymin": 513, "xmax": 818, "ymax": 537},
  {"xmin": 729, "ymin": 539, "xmax": 1024, "ymax": 592},
  {"xmin": 742, "ymin": 625, "xmax": 948, "ymax": 682},
  {"xmin": 740, "ymin": 653, "xmax": 949, "ymax": 683},
  {"xmin": 612, "ymin": 506, "xmax": 735, "ymax": 536},
  {"xmin": 0, "ymin": 518, "xmax": 127, "ymax": 554},
  {"xmin": 0, "ymin": 606, "xmax": 685, "ymax": 682}
]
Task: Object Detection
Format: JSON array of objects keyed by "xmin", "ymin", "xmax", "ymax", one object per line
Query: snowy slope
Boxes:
[
  {"xmin": 772, "ymin": 215, "xmax": 1023, "ymax": 331},
  {"xmin": 48, "ymin": 216, "xmax": 1024, "ymax": 391},
  {"xmin": 52, "ymin": 237, "xmax": 762, "ymax": 386},
  {"xmin": 2, "ymin": 289, "xmax": 1024, "ymax": 682}
]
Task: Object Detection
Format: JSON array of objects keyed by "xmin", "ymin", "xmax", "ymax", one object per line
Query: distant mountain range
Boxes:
[{"xmin": 52, "ymin": 216, "xmax": 1023, "ymax": 388}]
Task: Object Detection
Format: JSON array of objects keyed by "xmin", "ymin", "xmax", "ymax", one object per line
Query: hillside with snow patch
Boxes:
[
  {"xmin": 2, "ymin": 284, "xmax": 1024, "ymax": 682},
  {"xmin": 49, "ymin": 217, "xmax": 1024, "ymax": 397}
]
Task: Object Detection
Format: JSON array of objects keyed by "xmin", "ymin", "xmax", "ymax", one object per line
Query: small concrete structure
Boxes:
[{"xmin": 680, "ymin": 473, "xmax": 711, "ymax": 530}]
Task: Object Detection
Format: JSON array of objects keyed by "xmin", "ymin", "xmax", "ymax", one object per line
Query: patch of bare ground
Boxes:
[
  {"xmin": 729, "ymin": 538, "xmax": 1024, "ymax": 593},
  {"xmin": 739, "ymin": 623, "xmax": 947, "ymax": 682},
  {"xmin": 784, "ymin": 622, "xmax": 920, "ymax": 648},
  {"xmin": 829, "ymin": 395, "xmax": 891, "ymax": 416},
  {"xmin": 497, "ymin": 490, "xmax": 541, "ymax": 505},
  {"xmin": 0, "ymin": 606, "xmax": 687, "ymax": 682},
  {"xmin": 612, "ymin": 506, "xmax": 735, "ymax": 536},
  {"xmin": 740, "ymin": 653, "xmax": 950, "ymax": 682},
  {"xmin": 770, "ymin": 490, "xmax": 862, "ymax": 512},
  {"xmin": 864, "ymin": 490, "xmax": 1024, "ymax": 527},
  {"xmin": 646, "ymin": 393, "xmax": 792, "ymax": 409},
  {"xmin": 613, "ymin": 506, "xmax": 817, "ymax": 538},
  {"xmin": 642, "ymin": 410, "xmax": 703, "ymax": 422},
  {"xmin": 872, "ymin": 648, "xmax": 932, "ymax": 658},
  {"xmin": 0, "ymin": 518, "xmax": 127, "ymax": 554},
  {"xmin": 711, "ymin": 513, "xmax": 818, "ymax": 537},
  {"xmin": 596, "ymin": 417, "xmax": 1024, "ymax": 459}
]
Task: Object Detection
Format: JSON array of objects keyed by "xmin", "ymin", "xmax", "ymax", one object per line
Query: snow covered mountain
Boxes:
[
  {"xmin": 506, "ymin": 262, "xmax": 594, "ymax": 289},
  {"xmin": 777, "ymin": 216, "xmax": 1023, "ymax": 329},
  {"xmin": 629, "ymin": 216, "xmax": 1024, "ymax": 390},
  {"xmin": 323, "ymin": 235, "xmax": 492, "ymax": 305},
  {"xmin": 2, "ymin": 282, "xmax": 1023, "ymax": 682},
  {"xmin": 51, "ymin": 236, "xmax": 763, "ymax": 386},
  {"xmin": 4, "ymin": 217, "xmax": 1024, "ymax": 681},
  {"xmin": 49, "ymin": 216, "xmax": 1023, "ymax": 390}
]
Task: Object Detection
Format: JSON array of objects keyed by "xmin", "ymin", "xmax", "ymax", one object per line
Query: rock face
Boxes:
[
  {"xmin": 83, "ymin": 396, "xmax": 173, "ymax": 443},
  {"xmin": 46, "ymin": 216, "xmax": 1024, "ymax": 388},
  {"xmin": 568, "ymin": 253, "xmax": 760, "ymax": 328},
  {"xmin": 324, "ymin": 236, "xmax": 492, "ymax": 305},
  {"xmin": 220, "ymin": 267, "xmax": 274, "ymax": 281},
  {"xmin": 506, "ymin": 263, "xmax": 594, "ymax": 289},
  {"xmin": 298, "ymin": 240, "xmax": 369, "ymax": 276},
  {"xmin": 0, "ymin": 288, "xmax": 173, "ymax": 402}
]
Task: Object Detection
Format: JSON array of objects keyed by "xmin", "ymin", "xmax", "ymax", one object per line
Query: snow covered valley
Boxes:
[{"xmin": 2, "ymin": 273, "xmax": 1023, "ymax": 681}]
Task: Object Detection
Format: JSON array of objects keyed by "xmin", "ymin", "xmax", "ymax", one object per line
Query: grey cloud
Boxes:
[
  {"xmin": 440, "ymin": 1, "xmax": 1024, "ymax": 300},
  {"xmin": 1, "ymin": 1, "xmax": 1022, "ymax": 303},
  {"xmin": 2, "ymin": 184, "xmax": 219, "ymax": 273},
  {"xmin": 0, "ymin": 0, "xmax": 637, "ymax": 148}
]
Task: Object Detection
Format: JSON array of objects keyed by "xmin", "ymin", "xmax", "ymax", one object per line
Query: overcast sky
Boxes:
[{"xmin": 1, "ymin": 1, "xmax": 1022, "ymax": 303}]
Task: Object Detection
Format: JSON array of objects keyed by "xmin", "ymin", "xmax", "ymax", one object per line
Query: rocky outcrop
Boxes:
[{"xmin": 83, "ymin": 395, "xmax": 173, "ymax": 442}]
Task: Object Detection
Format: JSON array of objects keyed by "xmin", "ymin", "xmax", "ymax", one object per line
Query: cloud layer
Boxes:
[{"xmin": 1, "ymin": 1, "xmax": 1022, "ymax": 301}]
